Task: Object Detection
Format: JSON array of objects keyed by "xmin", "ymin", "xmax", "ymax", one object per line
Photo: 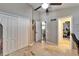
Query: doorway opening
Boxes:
[
  {"xmin": 58, "ymin": 16, "xmax": 72, "ymax": 49},
  {"xmin": 32, "ymin": 20, "xmax": 36, "ymax": 42},
  {"xmin": 42, "ymin": 21, "xmax": 46, "ymax": 42},
  {"xmin": 0, "ymin": 24, "xmax": 3, "ymax": 56}
]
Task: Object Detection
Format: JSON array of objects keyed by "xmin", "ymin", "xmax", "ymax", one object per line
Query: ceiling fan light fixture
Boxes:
[{"xmin": 42, "ymin": 3, "xmax": 49, "ymax": 9}]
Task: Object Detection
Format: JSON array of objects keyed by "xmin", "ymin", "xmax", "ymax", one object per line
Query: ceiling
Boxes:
[{"xmin": 29, "ymin": 3, "xmax": 79, "ymax": 12}]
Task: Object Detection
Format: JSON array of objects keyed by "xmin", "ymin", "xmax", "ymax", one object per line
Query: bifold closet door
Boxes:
[
  {"xmin": 7, "ymin": 16, "xmax": 18, "ymax": 53},
  {"xmin": 2, "ymin": 15, "xmax": 17, "ymax": 54},
  {"xmin": 0, "ymin": 13, "xmax": 30, "ymax": 55},
  {"xmin": 17, "ymin": 17, "xmax": 29, "ymax": 49},
  {"xmin": 1, "ymin": 14, "xmax": 18, "ymax": 55}
]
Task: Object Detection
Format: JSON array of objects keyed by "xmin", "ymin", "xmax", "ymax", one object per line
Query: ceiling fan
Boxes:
[{"xmin": 34, "ymin": 3, "xmax": 62, "ymax": 13}]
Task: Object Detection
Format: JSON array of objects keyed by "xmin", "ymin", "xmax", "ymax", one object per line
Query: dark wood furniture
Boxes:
[{"xmin": 71, "ymin": 33, "xmax": 79, "ymax": 55}]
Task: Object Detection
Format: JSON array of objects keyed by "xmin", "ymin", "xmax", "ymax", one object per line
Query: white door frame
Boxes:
[{"xmin": 58, "ymin": 16, "xmax": 73, "ymax": 49}]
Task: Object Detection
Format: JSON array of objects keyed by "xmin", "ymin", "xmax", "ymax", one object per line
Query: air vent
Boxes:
[{"xmin": 51, "ymin": 19, "xmax": 56, "ymax": 21}]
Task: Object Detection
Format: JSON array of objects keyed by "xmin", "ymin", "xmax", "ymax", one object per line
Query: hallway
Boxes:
[
  {"xmin": 7, "ymin": 42, "xmax": 78, "ymax": 56},
  {"xmin": 0, "ymin": 3, "xmax": 79, "ymax": 56}
]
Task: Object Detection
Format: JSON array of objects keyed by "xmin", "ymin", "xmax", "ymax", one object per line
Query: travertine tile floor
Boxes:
[{"xmin": 7, "ymin": 42, "xmax": 78, "ymax": 56}]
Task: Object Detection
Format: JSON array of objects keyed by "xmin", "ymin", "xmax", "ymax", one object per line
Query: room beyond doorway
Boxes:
[
  {"xmin": 0, "ymin": 24, "xmax": 3, "ymax": 56},
  {"xmin": 58, "ymin": 16, "xmax": 72, "ymax": 49}
]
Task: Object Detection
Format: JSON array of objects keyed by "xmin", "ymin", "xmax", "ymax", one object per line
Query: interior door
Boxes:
[
  {"xmin": 36, "ymin": 21, "xmax": 41, "ymax": 42},
  {"xmin": 46, "ymin": 19, "xmax": 58, "ymax": 44}
]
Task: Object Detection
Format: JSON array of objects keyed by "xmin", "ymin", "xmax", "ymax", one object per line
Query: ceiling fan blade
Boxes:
[
  {"xmin": 46, "ymin": 8, "xmax": 49, "ymax": 13},
  {"xmin": 34, "ymin": 6, "xmax": 41, "ymax": 11},
  {"xmin": 50, "ymin": 3, "xmax": 62, "ymax": 5}
]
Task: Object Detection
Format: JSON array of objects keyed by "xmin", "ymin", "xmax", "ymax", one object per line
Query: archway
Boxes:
[{"xmin": 0, "ymin": 24, "xmax": 3, "ymax": 56}]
